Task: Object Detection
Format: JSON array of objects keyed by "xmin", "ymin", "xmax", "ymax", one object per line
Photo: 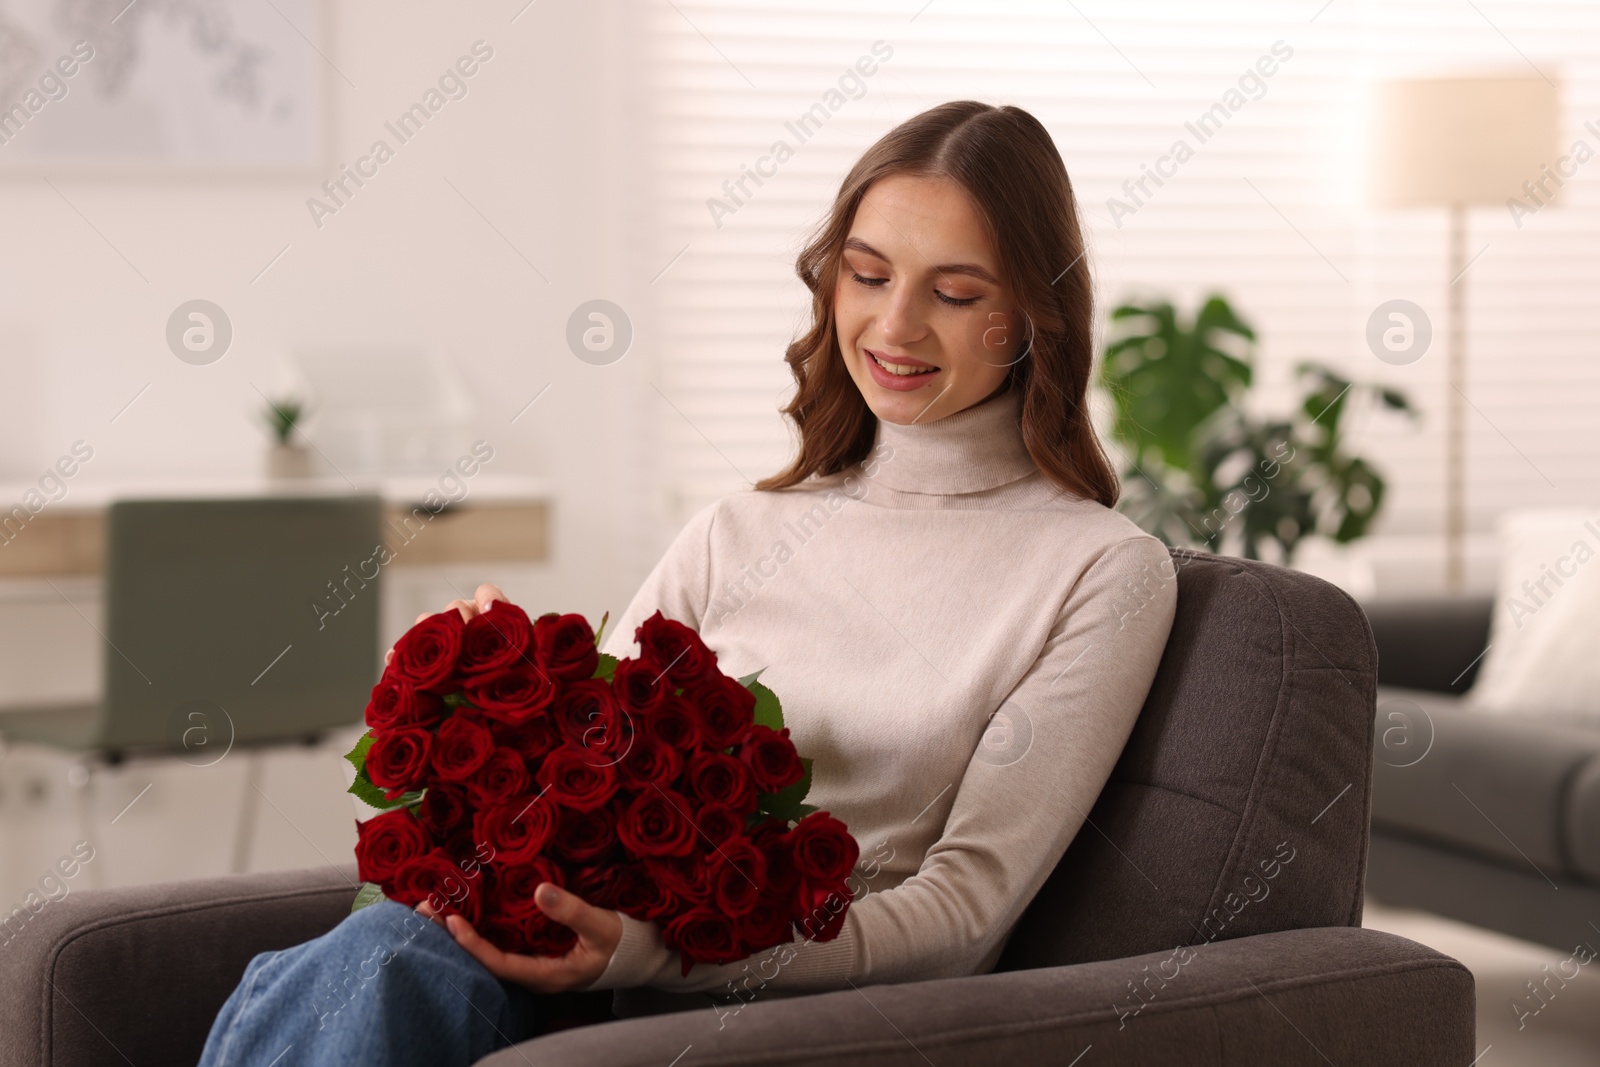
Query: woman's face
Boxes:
[{"xmin": 834, "ymin": 173, "xmax": 1022, "ymax": 425}]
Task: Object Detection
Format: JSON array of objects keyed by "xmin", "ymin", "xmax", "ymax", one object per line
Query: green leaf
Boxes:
[
  {"xmin": 739, "ymin": 670, "xmax": 785, "ymax": 732},
  {"xmin": 344, "ymin": 731, "xmax": 374, "ymax": 775},
  {"xmin": 1099, "ymin": 293, "xmax": 1256, "ymax": 476},
  {"xmin": 347, "ymin": 762, "xmax": 425, "ymax": 812},
  {"xmin": 347, "ymin": 768, "xmax": 393, "ymax": 810},
  {"xmin": 593, "ymin": 653, "xmax": 618, "ymax": 681},
  {"xmin": 351, "ymin": 881, "xmax": 388, "ymax": 913},
  {"xmin": 757, "ymin": 756, "xmax": 812, "ymax": 823}
]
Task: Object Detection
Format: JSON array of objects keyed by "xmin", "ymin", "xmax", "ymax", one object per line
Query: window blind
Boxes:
[{"xmin": 645, "ymin": 0, "xmax": 1600, "ymax": 594}]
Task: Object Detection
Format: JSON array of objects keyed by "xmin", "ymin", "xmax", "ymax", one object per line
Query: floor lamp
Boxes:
[{"xmin": 1368, "ymin": 75, "xmax": 1560, "ymax": 591}]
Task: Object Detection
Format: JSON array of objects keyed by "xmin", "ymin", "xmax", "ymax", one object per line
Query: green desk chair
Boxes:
[{"xmin": 0, "ymin": 495, "xmax": 384, "ymax": 872}]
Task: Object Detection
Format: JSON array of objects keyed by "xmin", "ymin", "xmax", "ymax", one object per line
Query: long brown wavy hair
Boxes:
[{"xmin": 754, "ymin": 100, "xmax": 1118, "ymax": 507}]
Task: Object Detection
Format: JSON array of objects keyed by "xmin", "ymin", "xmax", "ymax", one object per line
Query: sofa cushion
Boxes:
[
  {"xmin": 1561, "ymin": 758, "xmax": 1600, "ymax": 883},
  {"xmin": 1371, "ymin": 685, "xmax": 1600, "ymax": 882}
]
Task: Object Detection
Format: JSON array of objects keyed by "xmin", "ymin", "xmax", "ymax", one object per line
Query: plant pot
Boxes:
[{"xmin": 266, "ymin": 442, "xmax": 317, "ymax": 480}]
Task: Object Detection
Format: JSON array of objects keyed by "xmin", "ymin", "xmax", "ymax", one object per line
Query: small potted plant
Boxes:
[{"xmin": 263, "ymin": 397, "xmax": 315, "ymax": 480}]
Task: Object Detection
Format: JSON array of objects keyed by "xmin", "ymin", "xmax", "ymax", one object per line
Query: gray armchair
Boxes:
[{"xmin": 1, "ymin": 552, "xmax": 1475, "ymax": 1066}]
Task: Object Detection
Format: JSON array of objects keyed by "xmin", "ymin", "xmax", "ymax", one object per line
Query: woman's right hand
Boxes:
[{"xmin": 383, "ymin": 582, "xmax": 509, "ymax": 668}]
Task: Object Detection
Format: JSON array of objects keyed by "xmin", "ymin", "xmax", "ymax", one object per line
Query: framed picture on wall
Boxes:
[{"xmin": 0, "ymin": 0, "xmax": 327, "ymax": 172}]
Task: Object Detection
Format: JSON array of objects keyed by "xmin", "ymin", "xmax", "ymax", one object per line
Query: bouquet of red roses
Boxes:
[{"xmin": 345, "ymin": 604, "xmax": 859, "ymax": 976}]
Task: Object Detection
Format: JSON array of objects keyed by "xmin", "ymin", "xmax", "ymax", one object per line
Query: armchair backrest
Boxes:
[{"xmin": 998, "ymin": 549, "xmax": 1378, "ymax": 971}]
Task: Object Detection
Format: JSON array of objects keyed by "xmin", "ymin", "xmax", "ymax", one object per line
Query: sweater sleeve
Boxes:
[
  {"xmin": 596, "ymin": 498, "xmax": 720, "ymax": 662},
  {"xmin": 580, "ymin": 533, "xmax": 1178, "ymax": 995}
]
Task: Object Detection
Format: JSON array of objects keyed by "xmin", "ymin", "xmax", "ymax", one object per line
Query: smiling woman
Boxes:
[
  {"xmin": 195, "ymin": 100, "xmax": 1176, "ymax": 1066},
  {"xmin": 757, "ymin": 100, "xmax": 1118, "ymax": 507}
]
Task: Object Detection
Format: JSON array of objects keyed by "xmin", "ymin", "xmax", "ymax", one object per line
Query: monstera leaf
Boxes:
[{"xmin": 1101, "ymin": 295, "xmax": 1255, "ymax": 474}]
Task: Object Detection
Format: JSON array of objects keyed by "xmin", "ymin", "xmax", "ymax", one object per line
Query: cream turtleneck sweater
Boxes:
[{"xmin": 587, "ymin": 386, "xmax": 1177, "ymax": 1014}]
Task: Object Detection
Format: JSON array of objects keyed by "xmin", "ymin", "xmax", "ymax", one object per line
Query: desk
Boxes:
[
  {"xmin": 0, "ymin": 475, "xmax": 551, "ymax": 576},
  {"xmin": 0, "ymin": 475, "xmax": 552, "ymax": 708}
]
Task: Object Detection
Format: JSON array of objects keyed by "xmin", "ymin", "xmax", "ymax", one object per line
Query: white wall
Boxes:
[
  {"xmin": 0, "ymin": 0, "xmax": 666, "ymax": 621},
  {"xmin": 0, "ymin": 0, "xmax": 671, "ymax": 902}
]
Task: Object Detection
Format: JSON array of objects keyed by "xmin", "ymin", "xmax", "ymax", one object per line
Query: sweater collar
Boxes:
[{"xmin": 864, "ymin": 386, "xmax": 1037, "ymax": 495}]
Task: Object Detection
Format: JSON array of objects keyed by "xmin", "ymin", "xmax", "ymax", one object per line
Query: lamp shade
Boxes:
[{"xmin": 1369, "ymin": 75, "xmax": 1561, "ymax": 208}]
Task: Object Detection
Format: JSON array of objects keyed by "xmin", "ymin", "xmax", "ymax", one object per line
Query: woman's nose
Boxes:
[{"xmin": 878, "ymin": 286, "xmax": 928, "ymax": 347}]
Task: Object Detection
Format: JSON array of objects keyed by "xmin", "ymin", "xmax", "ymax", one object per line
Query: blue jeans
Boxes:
[{"xmin": 198, "ymin": 900, "xmax": 617, "ymax": 1067}]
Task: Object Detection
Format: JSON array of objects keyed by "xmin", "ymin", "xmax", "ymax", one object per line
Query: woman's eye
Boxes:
[{"xmin": 851, "ymin": 271, "xmax": 980, "ymax": 308}]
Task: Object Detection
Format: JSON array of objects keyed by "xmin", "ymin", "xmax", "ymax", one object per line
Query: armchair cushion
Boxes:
[{"xmin": 486, "ymin": 927, "xmax": 1473, "ymax": 1067}]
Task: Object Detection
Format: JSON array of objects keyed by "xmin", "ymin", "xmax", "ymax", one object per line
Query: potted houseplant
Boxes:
[
  {"xmin": 263, "ymin": 397, "xmax": 316, "ymax": 480},
  {"xmin": 1099, "ymin": 293, "xmax": 1416, "ymax": 563}
]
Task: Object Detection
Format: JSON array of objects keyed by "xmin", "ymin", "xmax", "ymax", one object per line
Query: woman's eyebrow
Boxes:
[{"xmin": 843, "ymin": 236, "xmax": 999, "ymax": 286}]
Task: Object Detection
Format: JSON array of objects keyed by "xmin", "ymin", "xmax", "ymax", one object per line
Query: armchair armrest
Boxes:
[
  {"xmin": 0, "ymin": 864, "xmax": 358, "ymax": 1067},
  {"xmin": 491, "ymin": 927, "xmax": 1474, "ymax": 1067}
]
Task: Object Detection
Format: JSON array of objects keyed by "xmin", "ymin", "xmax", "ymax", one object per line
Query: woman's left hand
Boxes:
[{"xmin": 421, "ymin": 882, "xmax": 624, "ymax": 993}]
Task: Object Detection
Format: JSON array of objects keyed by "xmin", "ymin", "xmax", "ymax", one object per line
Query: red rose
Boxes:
[
  {"xmin": 734, "ymin": 724, "xmax": 805, "ymax": 793},
  {"xmin": 644, "ymin": 693, "xmax": 703, "ymax": 752},
  {"xmin": 615, "ymin": 734, "xmax": 682, "ymax": 792},
  {"xmin": 611, "ymin": 657, "xmax": 670, "ymax": 716},
  {"xmin": 788, "ymin": 811, "xmax": 858, "ymax": 883},
  {"xmin": 416, "ymin": 783, "xmax": 471, "ymax": 841},
  {"xmin": 389, "ymin": 611, "xmax": 465, "ymax": 694},
  {"xmin": 683, "ymin": 752, "xmax": 756, "ymax": 812},
  {"xmin": 432, "ymin": 715, "xmax": 496, "ymax": 782},
  {"xmin": 635, "ymin": 610, "xmax": 717, "ymax": 685},
  {"xmin": 492, "ymin": 856, "xmax": 581, "ymax": 956},
  {"xmin": 611, "ymin": 862, "xmax": 671, "ymax": 921},
  {"xmin": 493, "ymin": 716, "xmax": 560, "ymax": 763},
  {"xmin": 791, "ymin": 879, "xmax": 851, "ymax": 942},
  {"xmin": 646, "ymin": 854, "xmax": 714, "ymax": 906},
  {"xmin": 354, "ymin": 809, "xmax": 430, "ymax": 888},
  {"xmin": 617, "ymin": 788, "xmax": 697, "ymax": 858},
  {"xmin": 365, "ymin": 728, "xmax": 433, "ymax": 798},
  {"xmin": 682, "ymin": 674, "xmax": 755, "ymax": 750},
  {"xmin": 550, "ymin": 806, "xmax": 618, "ymax": 863},
  {"xmin": 569, "ymin": 863, "xmax": 626, "ymax": 910},
  {"xmin": 536, "ymin": 743, "xmax": 619, "ymax": 813},
  {"xmin": 459, "ymin": 602, "xmax": 535, "ymax": 677},
  {"xmin": 476, "ymin": 913, "xmax": 528, "ymax": 956},
  {"xmin": 751, "ymin": 817, "xmax": 799, "ymax": 896},
  {"xmin": 492, "ymin": 856, "xmax": 567, "ymax": 922},
  {"xmin": 553, "ymin": 679, "xmax": 625, "ymax": 757},
  {"xmin": 474, "ymin": 794, "xmax": 560, "ymax": 865},
  {"xmin": 364, "ymin": 678, "xmax": 445, "ymax": 731},
  {"xmin": 736, "ymin": 894, "xmax": 794, "ymax": 952},
  {"xmin": 664, "ymin": 907, "xmax": 743, "ymax": 974},
  {"xmin": 693, "ymin": 802, "xmax": 744, "ymax": 848},
  {"xmin": 710, "ymin": 836, "xmax": 767, "ymax": 917},
  {"xmin": 467, "ymin": 747, "xmax": 530, "ymax": 808},
  {"xmin": 391, "ymin": 848, "xmax": 484, "ymax": 924},
  {"xmin": 519, "ymin": 908, "xmax": 580, "ymax": 957},
  {"xmin": 463, "ymin": 667, "xmax": 558, "ymax": 726},
  {"xmin": 534, "ymin": 613, "xmax": 599, "ymax": 683}
]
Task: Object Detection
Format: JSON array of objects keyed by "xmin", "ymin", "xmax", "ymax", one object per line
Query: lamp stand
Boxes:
[{"xmin": 1445, "ymin": 203, "xmax": 1467, "ymax": 593}]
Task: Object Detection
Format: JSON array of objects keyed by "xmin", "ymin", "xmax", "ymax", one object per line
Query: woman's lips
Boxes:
[{"xmin": 864, "ymin": 349, "xmax": 940, "ymax": 391}]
